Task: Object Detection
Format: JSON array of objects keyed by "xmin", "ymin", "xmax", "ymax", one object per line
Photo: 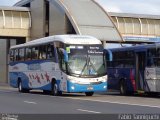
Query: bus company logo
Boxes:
[{"xmin": 12, "ymin": 66, "xmax": 19, "ymax": 70}]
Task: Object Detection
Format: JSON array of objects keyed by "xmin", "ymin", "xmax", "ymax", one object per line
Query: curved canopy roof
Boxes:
[
  {"xmin": 15, "ymin": 0, "xmax": 123, "ymax": 42},
  {"xmin": 53, "ymin": 0, "xmax": 123, "ymax": 42}
]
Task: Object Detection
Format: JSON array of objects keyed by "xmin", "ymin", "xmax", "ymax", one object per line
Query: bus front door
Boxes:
[{"xmin": 135, "ymin": 52, "xmax": 146, "ymax": 92}]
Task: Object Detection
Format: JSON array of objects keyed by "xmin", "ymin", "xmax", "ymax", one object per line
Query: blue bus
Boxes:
[
  {"xmin": 105, "ymin": 43, "xmax": 160, "ymax": 95},
  {"xmin": 9, "ymin": 35, "xmax": 107, "ymax": 96}
]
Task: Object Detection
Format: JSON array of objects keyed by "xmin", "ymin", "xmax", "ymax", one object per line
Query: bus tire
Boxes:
[
  {"xmin": 18, "ymin": 79, "xmax": 29, "ymax": 93},
  {"xmin": 18, "ymin": 80, "xmax": 23, "ymax": 92},
  {"xmin": 85, "ymin": 92, "xmax": 94, "ymax": 96},
  {"xmin": 120, "ymin": 80, "xmax": 127, "ymax": 95},
  {"xmin": 51, "ymin": 80, "xmax": 62, "ymax": 96}
]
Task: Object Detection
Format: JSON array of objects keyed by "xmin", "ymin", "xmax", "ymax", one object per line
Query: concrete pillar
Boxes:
[
  {"xmin": 26, "ymin": 37, "xmax": 31, "ymax": 42},
  {"xmin": 0, "ymin": 39, "xmax": 7, "ymax": 83},
  {"xmin": 49, "ymin": 0, "xmax": 66, "ymax": 35},
  {"xmin": 30, "ymin": 0, "xmax": 46, "ymax": 40},
  {"xmin": 10, "ymin": 39, "xmax": 16, "ymax": 47},
  {"xmin": 103, "ymin": 41, "xmax": 108, "ymax": 49}
]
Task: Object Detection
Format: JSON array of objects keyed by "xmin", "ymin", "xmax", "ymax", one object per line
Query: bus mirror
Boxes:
[
  {"xmin": 64, "ymin": 51, "xmax": 68, "ymax": 62},
  {"xmin": 59, "ymin": 48, "xmax": 68, "ymax": 62},
  {"xmin": 106, "ymin": 49, "xmax": 113, "ymax": 61}
]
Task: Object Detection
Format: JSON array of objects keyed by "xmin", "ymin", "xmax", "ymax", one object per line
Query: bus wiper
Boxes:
[
  {"xmin": 80, "ymin": 56, "xmax": 98, "ymax": 76},
  {"xmin": 88, "ymin": 57, "xmax": 98, "ymax": 75},
  {"xmin": 80, "ymin": 57, "xmax": 88, "ymax": 77}
]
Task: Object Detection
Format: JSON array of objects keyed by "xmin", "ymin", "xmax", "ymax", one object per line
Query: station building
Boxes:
[
  {"xmin": 0, "ymin": 6, "xmax": 30, "ymax": 83},
  {"xmin": 0, "ymin": 0, "xmax": 160, "ymax": 83}
]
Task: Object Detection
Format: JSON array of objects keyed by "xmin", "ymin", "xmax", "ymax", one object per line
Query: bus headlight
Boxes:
[
  {"xmin": 104, "ymin": 86, "xmax": 107, "ymax": 89},
  {"xmin": 68, "ymin": 76, "xmax": 77, "ymax": 83},
  {"xmin": 101, "ymin": 75, "xmax": 108, "ymax": 82},
  {"xmin": 71, "ymin": 86, "xmax": 75, "ymax": 90}
]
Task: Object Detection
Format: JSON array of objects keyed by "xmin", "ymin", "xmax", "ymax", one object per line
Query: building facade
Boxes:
[{"xmin": 0, "ymin": 6, "xmax": 31, "ymax": 83}]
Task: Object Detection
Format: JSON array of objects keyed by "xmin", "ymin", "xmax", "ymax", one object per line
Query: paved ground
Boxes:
[{"xmin": 0, "ymin": 84, "xmax": 160, "ymax": 114}]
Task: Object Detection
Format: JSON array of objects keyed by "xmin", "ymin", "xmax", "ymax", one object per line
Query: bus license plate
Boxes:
[{"xmin": 87, "ymin": 86, "xmax": 93, "ymax": 90}]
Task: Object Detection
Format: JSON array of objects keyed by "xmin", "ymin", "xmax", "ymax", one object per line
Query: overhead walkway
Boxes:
[
  {"xmin": 109, "ymin": 12, "xmax": 160, "ymax": 43},
  {"xmin": 0, "ymin": 6, "xmax": 31, "ymax": 39},
  {"xmin": 0, "ymin": 6, "xmax": 31, "ymax": 83}
]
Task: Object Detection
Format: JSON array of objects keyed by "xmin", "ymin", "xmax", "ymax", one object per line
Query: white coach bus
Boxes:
[{"xmin": 9, "ymin": 35, "xmax": 107, "ymax": 96}]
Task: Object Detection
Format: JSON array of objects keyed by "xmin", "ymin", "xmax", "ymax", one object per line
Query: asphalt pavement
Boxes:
[
  {"xmin": 0, "ymin": 85, "xmax": 160, "ymax": 114},
  {"xmin": 0, "ymin": 83, "xmax": 160, "ymax": 120}
]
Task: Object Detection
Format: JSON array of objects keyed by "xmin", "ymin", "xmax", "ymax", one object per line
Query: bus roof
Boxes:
[
  {"xmin": 106, "ymin": 43, "xmax": 160, "ymax": 52},
  {"xmin": 11, "ymin": 35, "xmax": 102, "ymax": 49}
]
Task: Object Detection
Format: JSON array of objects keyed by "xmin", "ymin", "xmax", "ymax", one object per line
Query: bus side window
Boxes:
[
  {"xmin": 25, "ymin": 47, "xmax": 32, "ymax": 60},
  {"xmin": 39, "ymin": 45, "xmax": 46, "ymax": 59},
  {"xmin": 147, "ymin": 49, "xmax": 156, "ymax": 67},
  {"xmin": 14, "ymin": 49, "xmax": 19, "ymax": 61},
  {"xmin": 10, "ymin": 50, "xmax": 14, "ymax": 62},
  {"xmin": 47, "ymin": 44, "xmax": 55, "ymax": 60},
  {"xmin": 19, "ymin": 48, "xmax": 25, "ymax": 61},
  {"xmin": 32, "ymin": 47, "xmax": 39, "ymax": 60}
]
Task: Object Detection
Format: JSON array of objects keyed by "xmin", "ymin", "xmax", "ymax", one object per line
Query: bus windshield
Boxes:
[{"xmin": 65, "ymin": 45, "xmax": 106, "ymax": 77}]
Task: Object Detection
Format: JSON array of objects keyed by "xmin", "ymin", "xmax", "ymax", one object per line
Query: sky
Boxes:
[
  {"xmin": 0, "ymin": 0, "xmax": 160, "ymax": 15},
  {"xmin": 98, "ymin": 0, "xmax": 160, "ymax": 15},
  {"xmin": 0, "ymin": 0, "xmax": 20, "ymax": 6}
]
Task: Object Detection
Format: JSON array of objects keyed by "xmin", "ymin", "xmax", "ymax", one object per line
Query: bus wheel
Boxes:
[
  {"xmin": 51, "ymin": 81, "xmax": 62, "ymax": 96},
  {"xmin": 120, "ymin": 80, "xmax": 127, "ymax": 95},
  {"xmin": 85, "ymin": 92, "xmax": 94, "ymax": 96},
  {"xmin": 18, "ymin": 80, "xmax": 29, "ymax": 93},
  {"xmin": 18, "ymin": 81, "xmax": 23, "ymax": 92}
]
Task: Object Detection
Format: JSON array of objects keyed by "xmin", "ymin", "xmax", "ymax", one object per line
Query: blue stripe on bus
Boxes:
[
  {"xmin": 67, "ymin": 80, "xmax": 107, "ymax": 93},
  {"xmin": 9, "ymin": 59, "xmax": 55, "ymax": 66}
]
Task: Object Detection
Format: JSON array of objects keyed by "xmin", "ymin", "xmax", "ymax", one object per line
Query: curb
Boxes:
[{"xmin": 0, "ymin": 83, "xmax": 16, "ymax": 90}]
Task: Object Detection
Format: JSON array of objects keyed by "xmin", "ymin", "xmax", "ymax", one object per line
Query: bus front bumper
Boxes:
[{"xmin": 67, "ymin": 80, "xmax": 107, "ymax": 93}]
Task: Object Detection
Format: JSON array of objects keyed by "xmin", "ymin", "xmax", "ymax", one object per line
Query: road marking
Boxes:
[
  {"xmin": 77, "ymin": 109, "xmax": 101, "ymax": 114},
  {"xmin": 2, "ymin": 89, "xmax": 160, "ymax": 109},
  {"xmin": 61, "ymin": 97, "xmax": 160, "ymax": 109},
  {"xmin": 24, "ymin": 101, "xmax": 37, "ymax": 104}
]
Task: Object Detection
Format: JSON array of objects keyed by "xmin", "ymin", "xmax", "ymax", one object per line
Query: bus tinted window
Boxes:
[
  {"xmin": 147, "ymin": 48, "xmax": 160, "ymax": 67},
  {"xmin": 14, "ymin": 49, "xmax": 19, "ymax": 61},
  {"xmin": 26, "ymin": 48, "xmax": 32, "ymax": 60},
  {"xmin": 39, "ymin": 45, "xmax": 47, "ymax": 59},
  {"xmin": 19, "ymin": 48, "xmax": 25, "ymax": 61},
  {"xmin": 108, "ymin": 50, "xmax": 134, "ymax": 68},
  {"xmin": 10, "ymin": 50, "xmax": 14, "ymax": 62},
  {"xmin": 32, "ymin": 47, "xmax": 39, "ymax": 60},
  {"xmin": 47, "ymin": 44, "xmax": 55, "ymax": 60},
  {"xmin": 148, "ymin": 48, "xmax": 156, "ymax": 57}
]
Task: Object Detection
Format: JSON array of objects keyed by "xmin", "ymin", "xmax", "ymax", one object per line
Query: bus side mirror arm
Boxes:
[{"xmin": 59, "ymin": 48, "xmax": 68, "ymax": 62}]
